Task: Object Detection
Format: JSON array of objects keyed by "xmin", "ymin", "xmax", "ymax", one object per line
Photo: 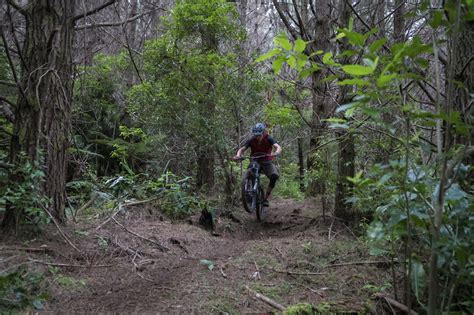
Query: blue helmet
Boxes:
[{"xmin": 252, "ymin": 123, "xmax": 265, "ymax": 136}]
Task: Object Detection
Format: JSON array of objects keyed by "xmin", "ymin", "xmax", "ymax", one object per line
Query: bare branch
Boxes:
[
  {"xmin": 0, "ymin": 97, "xmax": 16, "ymax": 122},
  {"xmin": 0, "ymin": 27, "xmax": 28, "ymax": 102},
  {"xmin": 272, "ymin": 0, "xmax": 299, "ymax": 40},
  {"xmin": 6, "ymin": 0, "xmax": 26, "ymax": 15},
  {"xmin": 72, "ymin": 0, "xmax": 118, "ymax": 23},
  {"xmin": 0, "ymin": 80, "xmax": 16, "ymax": 88},
  {"xmin": 75, "ymin": 12, "xmax": 150, "ymax": 31}
]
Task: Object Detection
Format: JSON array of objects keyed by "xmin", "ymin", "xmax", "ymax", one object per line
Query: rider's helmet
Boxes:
[{"xmin": 252, "ymin": 123, "xmax": 265, "ymax": 136}]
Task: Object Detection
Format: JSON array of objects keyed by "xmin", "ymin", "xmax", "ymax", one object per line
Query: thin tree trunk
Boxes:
[
  {"xmin": 298, "ymin": 137, "xmax": 305, "ymax": 192},
  {"xmin": 196, "ymin": 29, "xmax": 217, "ymax": 189},
  {"xmin": 306, "ymin": 0, "xmax": 331, "ymax": 195},
  {"xmin": 334, "ymin": 0, "xmax": 356, "ymax": 221}
]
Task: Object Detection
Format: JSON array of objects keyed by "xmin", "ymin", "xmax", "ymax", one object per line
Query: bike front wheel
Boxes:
[
  {"xmin": 255, "ymin": 185, "xmax": 267, "ymax": 221},
  {"xmin": 241, "ymin": 171, "xmax": 256, "ymax": 213}
]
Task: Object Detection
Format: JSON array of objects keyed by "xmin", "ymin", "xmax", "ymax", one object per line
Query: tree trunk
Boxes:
[
  {"xmin": 334, "ymin": 0, "xmax": 356, "ymax": 221},
  {"xmin": 196, "ymin": 29, "xmax": 217, "ymax": 189},
  {"xmin": 447, "ymin": 2, "xmax": 473, "ymax": 157},
  {"xmin": 2, "ymin": 0, "xmax": 75, "ymax": 228},
  {"xmin": 334, "ymin": 130, "xmax": 355, "ymax": 220},
  {"xmin": 306, "ymin": 0, "xmax": 331, "ymax": 195},
  {"xmin": 428, "ymin": 2, "xmax": 474, "ymax": 313},
  {"xmin": 298, "ymin": 137, "xmax": 305, "ymax": 192},
  {"xmin": 393, "ymin": 0, "xmax": 405, "ymax": 42}
]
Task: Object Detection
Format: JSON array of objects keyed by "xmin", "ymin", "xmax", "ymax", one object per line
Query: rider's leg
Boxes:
[
  {"xmin": 261, "ymin": 161, "xmax": 279, "ymax": 204},
  {"xmin": 265, "ymin": 174, "xmax": 279, "ymax": 199}
]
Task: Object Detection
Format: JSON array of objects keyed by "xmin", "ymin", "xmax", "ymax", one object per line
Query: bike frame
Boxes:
[
  {"xmin": 248, "ymin": 158, "xmax": 262, "ymax": 210},
  {"xmin": 239, "ymin": 154, "xmax": 269, "ymax": 217}
]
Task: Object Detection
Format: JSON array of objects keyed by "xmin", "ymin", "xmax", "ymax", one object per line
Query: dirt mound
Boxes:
[{"xmin": 1, "ymin": 198, "xmax": 398, "ymax": 313}]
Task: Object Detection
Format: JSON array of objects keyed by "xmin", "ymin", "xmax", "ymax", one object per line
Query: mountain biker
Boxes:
[{"xmin": 233, "ymin": 123, "xmax": 282, "ymax": 207}]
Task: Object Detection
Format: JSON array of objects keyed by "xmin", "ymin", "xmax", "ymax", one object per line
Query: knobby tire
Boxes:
[
  {"xmin": 241, "ymin": 171, "xmax": 255, "ymax": 213},
  {"xmin": 256, "ymin": 185, "xmax": 266, "ymax": 221}
]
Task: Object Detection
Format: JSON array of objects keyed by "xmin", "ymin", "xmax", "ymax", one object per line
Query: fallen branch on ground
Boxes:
[
  {"xmin": 270, "ymin": 267, "xmax": 326, "ymax": 276},
  {"xmin": 75, "ymin": 194, "xmax": 98, "ymax": 219},
  {"xmin": 0, "ymin": 246, "xmax": 54, "ymax": 253},
  {"xmin": 245, "ymin": 285, "xmax": 286, "ymax": 311},
  {"xmin": 254, "ymin": 260, "xmax": 261, "ymax": 280},
  {"xmin": 323, "ymin": 260, "xmax": 396, "ymax": 268},
  {"xmin": 40, "ymin": 205, "xmax": 83, "ymax": 255},
  {"xmin": 96, "ymin": 195, "xmax": 163, "ymax": 231},
  {"xmin": 28, "ymin": 258, "xmax": 113, "ymax": 268},
  {"xmin": 219, "ymin": 266, "xmax": 227, "ymax": 278},
  {"xmin": 111, "ymin": 217, "xmax": 170, "ymax": 252},
  {"xmin": 375, "ymin": 293, "xmax": 418, "ymax": 315}
]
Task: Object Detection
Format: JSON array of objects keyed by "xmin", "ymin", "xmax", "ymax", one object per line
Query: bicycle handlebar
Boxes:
[{"xmin": 232, "ymin": 153, "xmax": 277, "ymax": 162}]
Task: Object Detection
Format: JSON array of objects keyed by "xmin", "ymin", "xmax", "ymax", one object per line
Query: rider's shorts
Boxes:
[{"xmin": 258, "ymin": 161, "xmax": 279, "ymax": 179}]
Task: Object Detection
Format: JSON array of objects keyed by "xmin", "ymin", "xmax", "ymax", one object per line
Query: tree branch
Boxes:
[
  {"xmin": 0, "ymin": 96, "xmax": 16, "ymax": 119},
  {"xmin": 75, "ymin": 12, "xmax": 150, "ymax": 31},
  {"xmin": 0, "ymin": 80, "xmax": 16, "ymax": 88},
  {"xmin": 6, "ymin": 0, "xmax": 26, "ymax": 15},
  {"xmin": 72, "ymin": 0, "xmax": 118, "ymax": 23},
  {"xmin": 0, "ymin": 27, "xmax": 28, "ymax": 103},
  {"xmin": 292, "ymin": 0, "xmax": 308, "ymax": 40},
  {"xmin": 272, "ymin": 0, "xmax": 299, "ymax": 40}
]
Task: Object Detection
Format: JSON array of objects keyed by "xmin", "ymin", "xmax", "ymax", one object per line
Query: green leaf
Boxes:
[
  {"xmin": 287, "ymin": 55, "xmax": 296, "ymax": 68},
  {"xmin": 410, "ymin": 259, "xmax": 426, "ymax": 302},
  {"xmin": 429, "ymin": 10, "xmax": 444, "ymax": 28},
  {"xmin": 369, "ymin": 38, "xmax": 387, "ymax": 53},
  {"xmin": 324, "ymin": 118, "xmax": 347, "ymax": 123},
  {"xmin": 415, "ymin": 58, "xmax": 429, "ymax": 68},
  {"xmin": 296, "ymin": 55, "xmax": 308, "ymax": 71},
  {"xmin": 272, "ymin": 55, "xmax": 285, "ymax": 74},
  {"xmin": 338, "ymin": 78, "xmax": 370, "ymax": 86},
  {"xmin": 363, "ymin": 57, "xmax": 379, "ymax": 70},
  {"xmin": 320, "ymin": 75, "xmax": 336, "ymax": 84},
  {"xmin": 344, "ymin": 29, "xmax": 367, "ymax": 46},
  {"xmin": 342, "ymin": 65, "xmax": 375, "ymax": 76},
  {"xmin": 255, "ymin": 49, "xmax": 281, "ymax": 62},
  {"xmin": 367, "ymin": 221, "xmax": 385, "ymax": 240},
  {"xmin": 328, "ymin": 123, "xmax": 349, "ymax": 129},
  {"xmin": 377, "ymin": 73, "xmax": 398, "ymax": 87},
  {"xmin": 309, "ymin": 50, "xmax": 324, "ymax": 57},
  {"xmin": 200, "ymin": 259, "xmax": 215, "ymax": 271},
  {"xmin": 322, "ymin": 52, "xmax": 333, "ymax": 65},
  {"xmin": 294, "ymin": 39, "xmax": 306, "ymax": 53},
  {"xmin": 274, "ymin": 34, "xmax": 292, "ymax": 50},
  {"xmin": 445, "ymin": 183, "xmax": 467, "ymax": 202},
  {"xmin": 336, "ymin": 102, "xmax": 358, "ymax": 113},
  {"xmin": 299, "ymin": 65, "xmax": 319, "ymax": 79},
  {"xmin": 32, "ymin": 299, "xmax": 45, "ymax": 310}
]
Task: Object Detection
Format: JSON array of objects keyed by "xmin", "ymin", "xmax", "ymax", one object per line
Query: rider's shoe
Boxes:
[{"xmin": 262, "ymin": 199, "xmax": 269, "ymax": 207}]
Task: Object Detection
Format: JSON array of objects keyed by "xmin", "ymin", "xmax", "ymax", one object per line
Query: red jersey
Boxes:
[{"xmin": 244, "ymin": 133, "xmax": 277, "ymax": 161}]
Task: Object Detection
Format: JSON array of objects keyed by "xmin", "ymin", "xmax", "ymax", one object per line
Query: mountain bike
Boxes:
[{"xmin": 235, "ymin": 154, "xmax": 271, "ymax": 221}]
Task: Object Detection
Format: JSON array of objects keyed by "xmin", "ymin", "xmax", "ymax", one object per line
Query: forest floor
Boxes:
[{"xmin": 1, "ymin": 197, "xmax": 400, "ymax": 313}]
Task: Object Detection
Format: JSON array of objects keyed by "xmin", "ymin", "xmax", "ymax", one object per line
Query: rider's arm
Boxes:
[
  {"xmin": 235, "ymin": 146, "xmax": 248, "ymax": 158},
  {"xmin": 272, "ymin": 143, "xmax": 282, "ymax": 156}
]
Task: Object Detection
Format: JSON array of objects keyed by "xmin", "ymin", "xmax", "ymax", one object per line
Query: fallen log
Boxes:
[
  {"xmin": 375, "ymin": 293, "xmax": 418, "ymax": 315},
  {"xmin": 245, "ymin": 285, "xmax": 286, "ymax": 311}
]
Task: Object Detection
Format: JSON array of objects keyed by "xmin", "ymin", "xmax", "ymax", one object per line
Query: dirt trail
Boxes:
[{"xmin": 1, "ymin": 198, "xmax": 393, "ymax": 313}]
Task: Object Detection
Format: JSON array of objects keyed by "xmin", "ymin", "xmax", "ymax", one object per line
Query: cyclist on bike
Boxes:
[{"xmin": 233, "ymin": 123, "xmax": 282, "ymax": 207}]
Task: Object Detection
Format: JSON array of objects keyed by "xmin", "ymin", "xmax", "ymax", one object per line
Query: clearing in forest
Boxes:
[{"xmin": 1, "ymin": 198, "xmax": 398, "ymax": 313}]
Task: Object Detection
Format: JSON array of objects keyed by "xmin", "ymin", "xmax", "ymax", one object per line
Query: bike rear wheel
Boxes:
[{"xmin": 241, "ymin": 171, "xmax": 255, "ymax": 213}]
